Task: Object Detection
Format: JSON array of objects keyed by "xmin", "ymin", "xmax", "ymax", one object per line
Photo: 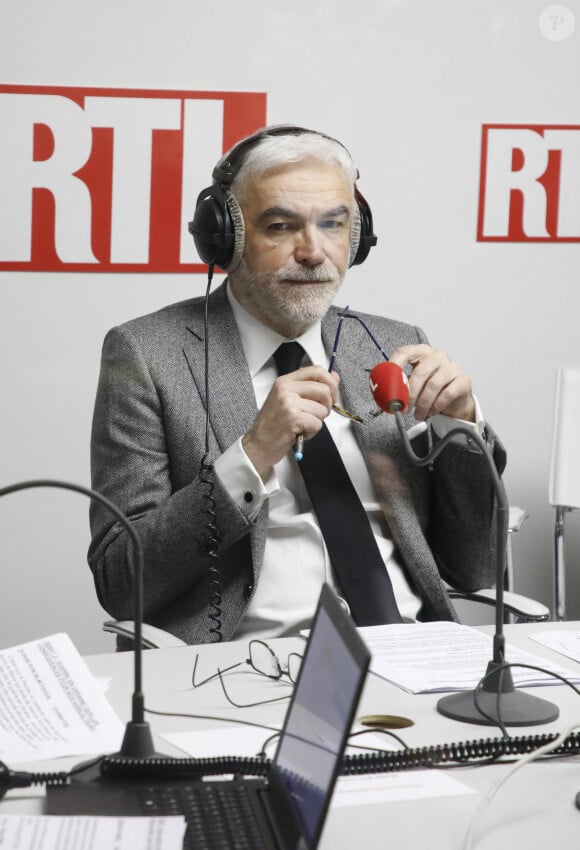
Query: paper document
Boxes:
[
  {"xmin": 359, "ymin": 621, "xmax": 580, "ymax": 693},
  {"xmin": 529, "ymin": 630, "xmax": 580, "ymax": 664},
  {"xmin": 333, "ymin": 769, "xmax": 475, "ymax": 807},
  {"xmin": 0, "ymin": 815, "xmax": 186, "ymax": 850},
  {"xmin": 0, "ymin": 633, "xmax": 124, "ymax": 764}
]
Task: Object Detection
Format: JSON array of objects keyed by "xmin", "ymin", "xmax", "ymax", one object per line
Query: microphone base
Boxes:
[
  {"xmin": 437, "ymin": 688, "xmax": 559, "ymax": 726},
  {"xmin": 437, "ymin": 660, "xmax": 560, "ymax": 727},
  {"xmin": 69, "ymin": 757, "xmax": 108, "ymax": 785},
  {"xmin": 70, "ymin": 721, "xmax": 169, "ymax": 784},
  {"xmin": 117, "ymin": 721, "xmax": 158, "ymax": 760}
]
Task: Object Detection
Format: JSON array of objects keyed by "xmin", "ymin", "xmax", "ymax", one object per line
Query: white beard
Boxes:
[{"xmin": 230, "ymin": 260, "xmax": 344, "ymax": 337}]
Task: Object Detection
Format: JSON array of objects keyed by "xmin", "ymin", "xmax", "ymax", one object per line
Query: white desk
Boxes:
[{"xmin": 3, "ymin": 622, "xmax": 580, "ymax": 850}]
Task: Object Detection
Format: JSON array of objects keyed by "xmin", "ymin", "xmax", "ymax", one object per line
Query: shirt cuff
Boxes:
[
  {"xmin": 430, "ymin": 394, "xmax": 485, "ymax": 439},
  {"xmin": 213, "ymin": 437, "xmax": 279, "ymax": 521},
  {"xmin": 406, "ymin": 395, "xmax": 486, "ymax": 448}
]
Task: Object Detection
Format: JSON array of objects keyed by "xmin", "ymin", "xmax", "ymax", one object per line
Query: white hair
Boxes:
[{"xmin": 229, "ymin": 128, "xmax": 359, "ymax": 201}]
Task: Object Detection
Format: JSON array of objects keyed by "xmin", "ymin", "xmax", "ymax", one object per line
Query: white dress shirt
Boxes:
[
  {"xmin": 213, "ymin": 287, "xmax": 426, "ymax": 639},
  {"xmin": 214, "ymin": 285, "xmax": 484, "ymax": 639}
]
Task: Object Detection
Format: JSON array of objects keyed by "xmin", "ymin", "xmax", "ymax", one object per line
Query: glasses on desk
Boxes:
[
  {"xmin": 329, "ymin": 305, "xmax": 391, "ymax": 424},
  {"xmin": 192, "ymin": 640, "xmax": 304, "ymax": 708}
]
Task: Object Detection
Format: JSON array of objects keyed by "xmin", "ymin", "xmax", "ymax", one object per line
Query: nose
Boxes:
[{"xmin": 294, "ymin": 223, "xmax": 326, "ymax": 266}]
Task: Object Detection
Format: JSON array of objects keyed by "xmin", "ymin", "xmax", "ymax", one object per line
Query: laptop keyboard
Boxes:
[{"xmin": 136, "ymin": 782, "xmax": 269, "ymax": 850}]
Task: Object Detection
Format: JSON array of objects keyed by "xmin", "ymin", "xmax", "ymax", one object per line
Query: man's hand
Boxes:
[
  {"xmin": 389, "ymin": 344, "xmax": 475, "ymax": 423},
  {"xmin": 242, "ymin": 366, "xmax": 340, "ymax": 479}
]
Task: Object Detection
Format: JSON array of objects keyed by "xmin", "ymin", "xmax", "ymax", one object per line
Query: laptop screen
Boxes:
[{"xmin": 271, "ymin": 585, "xmax": 370, "ymax": 849}]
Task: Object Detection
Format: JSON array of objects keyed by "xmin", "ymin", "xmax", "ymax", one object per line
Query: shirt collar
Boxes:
[{"xmin": 226, "ymin": 281, "xmax": 329, "ymax": 375}]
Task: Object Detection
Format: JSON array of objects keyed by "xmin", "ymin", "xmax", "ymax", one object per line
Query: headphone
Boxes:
[{"xmin": 188, "ymin": 125, "xmax": 377, "ymax": 272}]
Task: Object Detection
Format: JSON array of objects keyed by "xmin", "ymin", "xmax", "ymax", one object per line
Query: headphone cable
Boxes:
[{"xmin": 198, "ymin": 263, "xmax": 223, "ymax": 641}]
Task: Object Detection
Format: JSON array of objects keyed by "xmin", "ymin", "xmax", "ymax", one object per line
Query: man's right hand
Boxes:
[{"xmin": 242, "ymin": 366, "xmax": 340, "ymax": 479}]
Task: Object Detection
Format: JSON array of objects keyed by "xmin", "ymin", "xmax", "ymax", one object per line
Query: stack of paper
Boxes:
[
  {"xmin": 357, "ymin": 621, "xmax": 580, "ymax": 693},
  {"xmin": 0, "ymin": 633, "xmax": 124, "ymax": 763}
]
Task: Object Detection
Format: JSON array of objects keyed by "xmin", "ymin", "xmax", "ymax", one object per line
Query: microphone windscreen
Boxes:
[{"xmin": 369, "ymin": 362, "xmax": 410, "ymax": 413}]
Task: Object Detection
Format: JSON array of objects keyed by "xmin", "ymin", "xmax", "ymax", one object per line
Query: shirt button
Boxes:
[
  {"xmin": 243, "ymin": 491, "xmax": 254, "ymax": 504},
  {"xmin": 243, "ymin": 582, "xmax": 254, "ymax": 600}
]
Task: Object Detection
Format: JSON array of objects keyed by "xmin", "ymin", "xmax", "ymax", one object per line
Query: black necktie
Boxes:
[{"xmin": 273, "ymin": 341, "xmax": 403, "ymax": 626}]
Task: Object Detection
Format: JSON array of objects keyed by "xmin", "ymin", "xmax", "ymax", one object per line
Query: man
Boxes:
[{"xmin": 88, "ymin": 125, "xmax": 506, "ymax": 645}]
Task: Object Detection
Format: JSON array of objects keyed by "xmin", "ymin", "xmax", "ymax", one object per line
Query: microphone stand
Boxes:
[
  {"xmin": 390, "ymin": 410, "xmax": 558, "ymax": 727},
  {"xmin": 0, "ymin": 479, "xmax": 163, "ymax": 783}
]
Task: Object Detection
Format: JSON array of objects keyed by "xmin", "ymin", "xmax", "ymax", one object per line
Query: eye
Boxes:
[
  {"xmin": 320, "ymin": 219, "xmax": 347, "ymax": 230},
  {"xmin": 267, "ymin": 221, "xmax": 293, "ymax": 233}
]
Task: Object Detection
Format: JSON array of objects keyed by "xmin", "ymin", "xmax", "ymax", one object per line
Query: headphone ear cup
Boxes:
[
  {"xmin": 350, "ymin": 188, "xmax": 377, "ymax": 266},
  {"xmin": 188, "ymin": 184, "xmax": 236, "ymax": 270}
]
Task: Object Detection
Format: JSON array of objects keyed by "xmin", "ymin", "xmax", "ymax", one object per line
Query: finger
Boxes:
[
  {"xmin": 390, "ymin": 346, "xmax": 473, "ymax": 420},
  {"xmin": 243, "ymin": 398, "xmax": 329, "ymax": 476},
  {"xmin": 411, "ymin": 358, "xmax": 457, "ymax": 418},
  {"xmin": 413, "ymin": 364, "xmax": 474, "ymax": 421},
  {"xmin": 289, "ymin": 365, "xmax": 341, "ymax": 399},
  {"xmin": 427, "ymin": 375, "xmax": 475, "ymax": 421},
  {"xmin": 273, "ymin": 374, "xmax": 339, "ymax": 409},
  {"xmin": 272, "ymin": 394, "xmax": 334, "ymax": 435},
  {"xmin": 388, "ymin": 344, "xmax": 432, "ymax": 370}
]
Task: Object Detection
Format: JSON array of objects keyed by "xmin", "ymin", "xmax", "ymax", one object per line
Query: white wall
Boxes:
[{"xmin": 1, "ymin": 0, "xmax": 579, "ymax": 654}]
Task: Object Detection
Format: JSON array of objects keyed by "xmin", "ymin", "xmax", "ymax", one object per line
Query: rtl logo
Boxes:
[
  {"xmin": 478, "ymin": 124, "xmax": 580, "ymax": 242},
  {"xmin": 0, "ymin": 85, "xmax": 267, "ymax": 272}
]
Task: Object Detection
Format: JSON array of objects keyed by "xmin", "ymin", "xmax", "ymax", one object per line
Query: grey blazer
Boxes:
[{"xmin": 88, "ymin": 281, "xmax": 507, "ymax": 644}]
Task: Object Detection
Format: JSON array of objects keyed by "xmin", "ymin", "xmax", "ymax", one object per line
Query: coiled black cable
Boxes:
[
  {"xmin": 4, "ymin": 730, "xmax": 580, "ymax": 797},
  {"xmin": 97, "ymin": 729, "xmax": 580, "ymax": 780},
  {"xmin": 198, "ymin": 454, "xmax": 222, "ymax": 642},
  {"xmin": 100, "ymin": 754, "xmax": 270, "ymax": 780},
  {"xmin": 340, "ymin": 731, "xmax": 580, "ymax": 774},
  {"xmin": 0, "ymin": 762, "xmax": 70, "ymax": 798},
  {"xmin": 195, "ymin": 263, "xmax": 223, "ymax": 641}
]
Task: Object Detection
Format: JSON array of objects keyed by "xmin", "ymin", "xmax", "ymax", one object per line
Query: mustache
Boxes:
[{"xmin": 271, "ymin": 263, "xmax": 341, "ymax": 283}]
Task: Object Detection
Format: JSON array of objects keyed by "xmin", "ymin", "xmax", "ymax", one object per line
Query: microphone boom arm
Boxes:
[
  {"xmin": 390, "ymin": 409, "xmax": 558, "ymax": 727},
  {"xmin": 392, "ymin": 410, "xmax": 508, "ymax": 666},
  {"xmin": 0, "ymin": 479, "xmax": 155, "ymax": 759}
]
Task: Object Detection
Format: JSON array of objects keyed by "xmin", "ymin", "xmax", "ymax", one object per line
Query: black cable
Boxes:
[
  {"xmin": 145, "ymin": 705, "xmax": 279, "ymax": 734},
  {"xmin": 0, "ymin": 761, "xmax": 70, "ymax": 799},
  {"xmin": 4, "ymin": 663, "xmax": 580, "ymax": 795},
  {"xmin": 348, "ymin": 728, "xmax": 409, "ymax": 751},
  {"xmin": 341, "ymin": 731, "xmax": 580, "ymax": 775},
  {"xmin": 99, "ymin": 754, "xmax": 271, "ymax": 780},
  {"xmin": 257, "ymin": 733, "xmax": 282, "ymax": 758},
  {"xmin": 473, "ymin": 660, "xmax": 580, "ymax": 735},
  {"xmin": 5, "ymin": 728, "xmax": 580, "ymax": 796},
  {"xmin": 474, "ymin": 664, "xmax": 510, "ymax": 737},
  {"xmin": 195, "ymin": 263, "xmax": 224, "ymax": 642},
  {"xmin": 93, "ymin": 729, "xmax": 580, "ymax": 781}
]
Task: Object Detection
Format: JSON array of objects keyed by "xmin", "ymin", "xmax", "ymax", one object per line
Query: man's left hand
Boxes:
[{"xmin": 388, "ymin": 344, "xmax": 476, "ymax": 422}]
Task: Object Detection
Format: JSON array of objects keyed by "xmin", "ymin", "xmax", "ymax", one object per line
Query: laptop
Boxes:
[{"xmin": 47, "ymin": 583, "xmax": 371, "ymax": 850}]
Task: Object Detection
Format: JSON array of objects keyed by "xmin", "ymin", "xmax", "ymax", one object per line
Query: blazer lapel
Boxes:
[
  {"xmin": 321, "ymin": 309, "xmax": 419, "ymax": 544},
  {"xmin": 183, "ymin": 282, "xmax": 258, "ymax": 455},
  {"xmin": 182, "ymin": 281, "xmax": 269, "ymax": 579},
  {"xmin": 321, "ymin": 309, "xmax": 401, "ymax": 462}
]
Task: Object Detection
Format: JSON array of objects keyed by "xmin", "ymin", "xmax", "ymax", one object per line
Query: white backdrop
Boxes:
[{"xmin": 1, "ymin": 0, "xmax": 579, "ymax": 653}]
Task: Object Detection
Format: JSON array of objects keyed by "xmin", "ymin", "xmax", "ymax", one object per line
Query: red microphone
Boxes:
[{"xmin": 369, "ymin": 361, "xmax": 410, "ymax": 413}]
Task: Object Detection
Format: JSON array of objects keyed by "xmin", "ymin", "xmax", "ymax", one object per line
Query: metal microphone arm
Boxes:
[
  {"xmin": 0, "ymin": 479, "xmax": 158, "ymax": 761},
  {"xmin": 391, "ymin": 409, "xmax": 558, "ymax": 727}
]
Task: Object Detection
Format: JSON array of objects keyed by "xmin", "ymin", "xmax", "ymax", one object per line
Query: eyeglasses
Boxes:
[
  {"xmin": 329, "ymin": 305, "xmax": 391, "ymax": 424},
  {"xmin": 191, "ymin": 640, "xmax": 303, "ymax": 708}
]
